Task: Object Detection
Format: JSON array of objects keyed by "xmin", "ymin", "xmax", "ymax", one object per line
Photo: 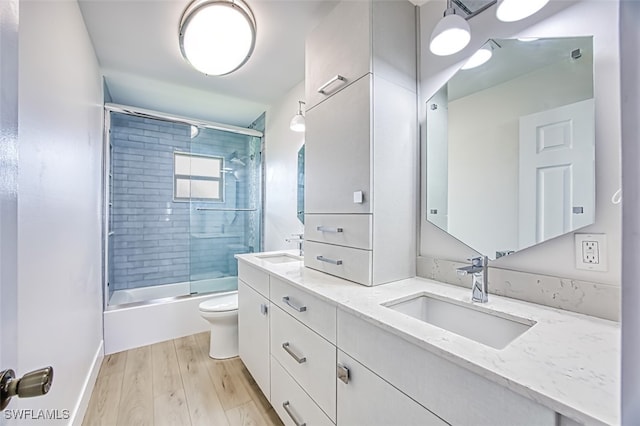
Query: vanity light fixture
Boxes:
[
  {"xmin": 429, "ymin": 0, "xmax": 550, "ymax": 57},
  {"xmin": 179, "ymin": 0, "xmax": 257, "ymax": 76},
  {"xmin": 496, "ymin": 0, "xmax": 550, "ymax": 22},
  {"xmin": 429, "ymin": 0, "xmax": 471, "ymax": 56},
  {"xmin": 289, "ymin": 101, "xmax": 306, "ymax": 133}
]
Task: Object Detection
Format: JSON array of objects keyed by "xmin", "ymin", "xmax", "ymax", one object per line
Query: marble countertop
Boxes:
[{"xmin": 237, "ymin": 251, "xmax": 620, "ymax": 426}]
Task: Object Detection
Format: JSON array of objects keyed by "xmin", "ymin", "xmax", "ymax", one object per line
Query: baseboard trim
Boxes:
[{"xmin": 70, "ymin": 339, "xmax": 104, "ymax": 426}]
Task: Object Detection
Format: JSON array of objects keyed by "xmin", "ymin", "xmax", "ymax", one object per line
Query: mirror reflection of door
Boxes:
[{"xmin": 518, "ymin": 99, "xmax": 595, "ymax": 248}]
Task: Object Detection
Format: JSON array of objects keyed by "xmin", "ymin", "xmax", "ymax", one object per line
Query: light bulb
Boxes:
[{"xmin": 496, "ymin": 0, "xmax": 550, "ymax": 22}]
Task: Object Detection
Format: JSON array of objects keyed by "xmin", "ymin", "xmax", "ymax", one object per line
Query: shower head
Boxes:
[{"xmin": 227, "ymin": 151, "xmax": 246, "ymax": 167}]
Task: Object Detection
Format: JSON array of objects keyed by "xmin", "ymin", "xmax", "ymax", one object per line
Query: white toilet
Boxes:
[{"xmin": 198, "ymin": 291, "xmax": 239, "ymax": 359}]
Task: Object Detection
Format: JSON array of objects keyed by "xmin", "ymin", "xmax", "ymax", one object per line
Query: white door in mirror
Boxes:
[{"xmin": 519, "ymin": 99, "xmax": 595, "ymax": 247}]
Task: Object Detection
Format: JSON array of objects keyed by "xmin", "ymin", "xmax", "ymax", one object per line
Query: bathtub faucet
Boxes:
[{"xmin": 286, "ymin": 234, "xmax": 304, "ymax": 257}]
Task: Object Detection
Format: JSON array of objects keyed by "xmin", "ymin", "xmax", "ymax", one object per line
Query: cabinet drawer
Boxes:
[
  {"xmin": 304, "ymin": 214, "xmax": 372, "ymax": 250},
  {"xmin": 271, "ymin": 356, "xmax": 334, "ymax": 426},
  {"xmin": 337, "ymin": 351, "xmax": 448, "ymax": 426},
  {"xmin": 238, "ymin": 280, "xmax": 270, "ymax": 400},
  {"xmin": 270, "ymin": 275, "xmax": 337, "ymax": 343},
  {"xmin": 304, "ymin": 241, "xmax": 372, "ymax": 286},
  {"xmin": 305, "ymin": 75, "xmax": 372, "ymax": 215},
  {"xmin": 238, "ymin": 262, "xmax": 269, "ymax": 297},
  {"xmin": 305, "ymin": 0, "xmax": 371, "ymax": 110},
  {"xmin": 271, "ymin": 305, "xmax": 336, "ymax": 421},
  {"xmin": 337, "ymin": 310, "xmax": 556, "ymax": 426}
]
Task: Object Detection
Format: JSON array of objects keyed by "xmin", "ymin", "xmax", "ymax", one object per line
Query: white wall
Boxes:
[
  {"xmin": 620, "ymin": 0, "xmax": 640, "ymax": 423},
  {"xmin": 0, "ymin": 0, "xmax": 19, "ymax": 382},
  {"xmin": 264, "ymin": 81, "xmax": 305, "ymax": 251},
  {"xmin": 446, "ymin": 56, "xmax": 593, "ymax": 256},
  {"xmin": 18, "ymin": 1, "xmax": 104, "ymax": 424},
  {"xmin": 419, "ymin": 0, "xmax": 621, "ymax": 286}
]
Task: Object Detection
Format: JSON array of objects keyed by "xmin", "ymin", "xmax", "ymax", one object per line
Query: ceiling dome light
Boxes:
[
  {"xmin": 496, "ymin": 0, "xmax": 550, "ymax": 22},
  {"xmin": 179, "ymin": 0, "xmax": 256, "ymax": 76},
  {"xmin": 430, "ymin": 7, "xmax": 471, "ymax": 56},
  {"xmin": 461, "ymin": 47, "xmax": 492, "ymax": 70}
]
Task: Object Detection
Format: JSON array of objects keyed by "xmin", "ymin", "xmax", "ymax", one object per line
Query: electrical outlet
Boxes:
[{"xmin": 575, "ymin": 234, "xmax": 607, "ymax": 271}]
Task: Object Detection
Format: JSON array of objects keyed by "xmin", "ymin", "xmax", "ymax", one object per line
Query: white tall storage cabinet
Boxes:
[{"xmin": 304, "ymin": 0, "xmax": 418, "ymax": 286}]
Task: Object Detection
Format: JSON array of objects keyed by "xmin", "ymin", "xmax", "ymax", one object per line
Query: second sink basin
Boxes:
[
  {"xmin": 383, "ymin": 294, "xmax": 535, "ymax": 350},
  {"xmin": 255, "ymin": 253, "xmax": 302, "ymax": 264}
]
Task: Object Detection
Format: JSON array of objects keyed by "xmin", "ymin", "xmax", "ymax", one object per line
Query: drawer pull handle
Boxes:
[
  {"xmin": 316, "ymin": 226, "xmax": 343, "ymax": 233},
  {"xmin": 260, "ymin": 303, "xmax": 268, "ymax": 316},
  {"xmin": 317, "ymin": 75, "xmax": 346, "ymax": 94},
  {"xmin": 337, "ymin": 363, "xmax": 350, "ymax": 384},
  {"xmin": 282, "ymin": 296, "xmax": 307, "ymax": 312},
  {"xmin": 317, "ymin": 255, "xmax": 343, "ymax": 265},
  {"xmin": 282, "ymin": 342, "xmax": 307, "ymax": 364},
  {"xmin": 282, "ymin": 401, "xmax": 306, "ymax": 426}
]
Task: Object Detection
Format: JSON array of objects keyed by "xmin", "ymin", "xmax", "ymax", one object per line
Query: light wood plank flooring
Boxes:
[{"xmin": 83, "ymin": 333, "xmax": 282, "ymax": 426}]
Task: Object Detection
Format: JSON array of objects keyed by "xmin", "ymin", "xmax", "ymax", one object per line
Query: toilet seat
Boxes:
[{"xmin": 199, "ymin": 293, "xmax": 238, "ymax": 313}]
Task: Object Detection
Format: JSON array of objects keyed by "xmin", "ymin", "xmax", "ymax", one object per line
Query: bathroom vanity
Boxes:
[{"xmin": 236, "ymin": 252, "xmax": 619, "ymax": 426}]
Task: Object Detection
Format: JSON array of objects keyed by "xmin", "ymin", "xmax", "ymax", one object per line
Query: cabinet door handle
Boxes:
[
  {"xmin": 282, "ymin": 401, "xmax": 306, "ymax": 426},
  {"xmin": 260, "ymin": 303, "xmax": 268, "ymax": 316},
  {"xmin": 337, "ymin": 363, "xmax": 350, "ymax": 384},
  {"xmin": 316, "ymin": 255, "xmax": 343, "ymax": 265},
  {"xmin": 317, "ymin": 75, "xmax": 346, "ymax": 94},
  {"xmin": 282, "ymin": 296, "xmax": 307, "ymax": 312},
  {"xmin": 282, "ymin": 343, "xmax": 307, "ymax": 364},
  {"xmin": 316, "ymin": 226, "xmax": 343, "ymax": 233}
]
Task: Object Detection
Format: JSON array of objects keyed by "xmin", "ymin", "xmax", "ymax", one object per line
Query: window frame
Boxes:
[{"xmin": 173, "ymin": 151, "xmax": 225, "ymax": 202}]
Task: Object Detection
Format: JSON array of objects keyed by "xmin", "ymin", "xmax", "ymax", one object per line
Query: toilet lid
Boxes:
[{"xmin": 199, "ymin": 293, "xmax": 238, "ymax": 312}]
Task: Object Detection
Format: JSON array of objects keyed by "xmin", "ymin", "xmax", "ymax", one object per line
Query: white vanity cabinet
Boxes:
[
  {"xmin": 237, "ymin": 274, "xmax": 270, "ymax": 400},
  {"xmin": 337, "ymin": 309, "xmax": 558, "ymax": 426},
  {"xmin": 337, "ymin": 351, "xmax": 448, "ymax": 426},
  {"xmin": 238, "ymin": 262, "xmax": 338, "ymax": 424},
  {"xmin": 304, "ymin": 0, "xmax": 417, "ymax": 287}
]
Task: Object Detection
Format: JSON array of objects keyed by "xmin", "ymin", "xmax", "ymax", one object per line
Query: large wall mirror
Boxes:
[
  {"xmin": 426, "ymin": 36, "xmax": 595, "ymax": 260},
  {"xmin": 297, "ymin": 144, "xmax": 305, "ymax": 224}
]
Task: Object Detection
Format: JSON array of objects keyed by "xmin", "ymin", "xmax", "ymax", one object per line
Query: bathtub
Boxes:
[
  {"xmin": 104, "ymin": 277, "xmax": 237, "ymax": 354},
  {"xmin": 108, "ymin": 277, "xmax": 237, "ymax": 306}
]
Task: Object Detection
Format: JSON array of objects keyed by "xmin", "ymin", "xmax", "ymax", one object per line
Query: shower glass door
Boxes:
[{"xmin": 188, "ymin": 127, "xmax": 262, "ymax": 295}]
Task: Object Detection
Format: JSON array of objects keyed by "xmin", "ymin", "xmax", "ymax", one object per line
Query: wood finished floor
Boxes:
[{"xmin": 83, "ymin": 332, "xmax": 282, "ymax": 426}]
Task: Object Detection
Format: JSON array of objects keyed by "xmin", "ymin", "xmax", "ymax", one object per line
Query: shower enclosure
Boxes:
[{"xmin": 104, "ymin": 106, "xmax": 263, "ymax": 307}]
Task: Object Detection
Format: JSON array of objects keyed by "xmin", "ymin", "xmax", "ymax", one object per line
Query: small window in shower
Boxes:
[{"xmin": 174, "ymin": 152, "xmax": 224, "ymax": 202}]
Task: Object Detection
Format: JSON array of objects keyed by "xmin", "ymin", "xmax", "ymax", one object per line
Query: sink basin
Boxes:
[
  {"xmin": 255, "ymin": 253, "xmax": 302, "ymax": 264},
  {"xmin": 383, "ymin": 294, "xmax": 535, "ymax": 349}
]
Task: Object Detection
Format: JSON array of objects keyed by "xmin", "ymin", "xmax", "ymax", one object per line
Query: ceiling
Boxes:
[{"xmin": 78, "ymin": 0, "xmax": 338, "ymax": 127}]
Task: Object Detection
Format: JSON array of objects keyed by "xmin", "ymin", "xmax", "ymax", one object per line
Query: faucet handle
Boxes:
[{"xmin": 467, "ymin": 256, "xmax": 487, "ymax": 267}]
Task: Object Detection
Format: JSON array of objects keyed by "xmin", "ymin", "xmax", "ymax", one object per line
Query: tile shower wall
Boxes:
[
  {"xmin": 110, "ymin": 113, "xmax": 191, "ymax": 290},
  {"xmin": 109, "ymin": 113, "xmax": 260, "ymax": 290}
]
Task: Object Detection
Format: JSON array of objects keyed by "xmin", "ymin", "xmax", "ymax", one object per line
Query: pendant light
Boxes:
[
  {"xmin": 290, "ymin": 101, "xmax": 306, "ymax": 133},
  {"xmin": 496, "ymin": 0, "xmax": 550, "ymax": 22},
  {"xmin": 179, "ymin": 0, "xmax": 257, "ymax": 76},
  {"xmin": 429, "ymin": 0, "xmax": 471, "ymax": 56}
]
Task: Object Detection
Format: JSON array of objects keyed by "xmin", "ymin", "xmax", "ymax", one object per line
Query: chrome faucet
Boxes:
[
  {"xmin": 456, "ymin": 256, "xmax": 489, "ymax": 303},
  {"xmin": 286, "ymin": 233, "xmax": 304, "ymax": 256}
]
